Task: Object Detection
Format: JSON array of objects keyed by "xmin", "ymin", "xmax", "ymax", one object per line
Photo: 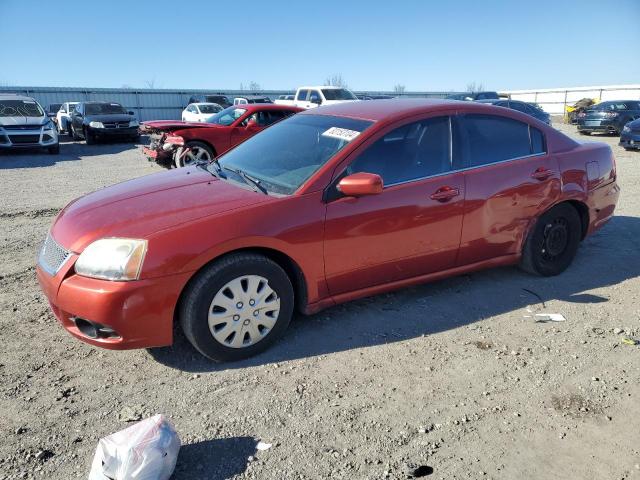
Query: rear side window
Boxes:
[
  {"xmin": 462, "ymin": 114, "xmax": 537, "ymax": 167},
  {"xmin": 347, "ymin": 116, "xmax": 452, "ymax": 186},
  {"xmin": 530, "ymin": 127, "xmax": 545, "ymax": 154}
]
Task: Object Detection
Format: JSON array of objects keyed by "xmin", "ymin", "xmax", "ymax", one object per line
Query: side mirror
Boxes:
[
  {"xmin": 128, "ymin": 111, "xmax": 135, "ymax": 116},
  {"xmin": 310, "ymin": 97, "xmax": 321, "ymax": 105},
  {"xmin": 337, "ymin": 172, "xmax": 383, "ymax": 197}
]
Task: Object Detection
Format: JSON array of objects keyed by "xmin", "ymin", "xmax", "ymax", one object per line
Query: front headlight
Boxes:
[
  {"xmin": 75, "ymin": 238, "xmax": 147, "ymax": 281},
  {"xmin": 623, "ymin": 125, "xmax": 631, "ymax": 133},
  {"xmin": 89, "ymin": 121, "xmax": 105, "ymax": 128},
  {"xmin": 129, "ymin": 120, "xmax": 139, "ymax": 127}
]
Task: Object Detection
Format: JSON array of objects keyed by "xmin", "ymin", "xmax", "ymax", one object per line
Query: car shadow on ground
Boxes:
[
  {"xmin": 0, "ymin": 136, "xmax": 145, "ymax": 169},
  {"xmin": 148, "ymin": 215, "xmax": 640, "ymax": 372},
  {"xmin": 172, "ymin": 436, "xmax": 257, "ymax": 480}
]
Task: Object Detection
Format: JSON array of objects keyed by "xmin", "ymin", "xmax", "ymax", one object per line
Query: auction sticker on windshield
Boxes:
[{"xmin": 322, "ymin": 127, "xmax": 361, "ymax": 142}]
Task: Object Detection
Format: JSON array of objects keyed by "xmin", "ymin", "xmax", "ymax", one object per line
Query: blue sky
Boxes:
[{"xmin": 1, "ymin": 0, "xmax": 638, "ymax": 92}]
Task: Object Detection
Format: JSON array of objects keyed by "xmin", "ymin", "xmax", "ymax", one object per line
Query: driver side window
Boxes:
[{"xmin": 347, "ymin": 116, "xmax": 453, "ymax": 187}]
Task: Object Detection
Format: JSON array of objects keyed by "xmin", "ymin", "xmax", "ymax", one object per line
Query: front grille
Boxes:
[
  {"xmin": 103, "ymin": 121, "xmax": 130, "ymax": 129},
  {"xmin": 39, "ymin": 233, "xmax": 71, "ymax": 275},
  {"xmin": 2, "ymin": 124, "xmax": 42, "ymax": 131},
  {"xmin": 9, "ymin": 135, "xmax": 40, "ymax": 144}
]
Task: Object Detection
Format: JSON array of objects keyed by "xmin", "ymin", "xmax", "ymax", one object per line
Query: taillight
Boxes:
[{"xmin": 164, "ymin": 135, "xmax": 184, "ymax": 146}]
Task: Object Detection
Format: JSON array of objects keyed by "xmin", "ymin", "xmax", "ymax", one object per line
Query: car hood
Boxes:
[
  {"xmin": 84, "ymin": 114, "xmax": 135, "ymax": 123},
  {"xmin": 0, "ymin": 116, "xmax": 47, "ymax": 127},
  {"xmin": 51, "ymin": 167, "xmax": 271, "ymax": 253},
  {"xmin": 625, "ymin": 118, "xmax": 640, "ymax": 130},
  {"xmin": 141, "ymin": 120, "xmax": 219, "ymax": 133}
]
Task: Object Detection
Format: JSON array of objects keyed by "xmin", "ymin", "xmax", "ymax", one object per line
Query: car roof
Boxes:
[
  {"xmin": 193, "ymin": 102, "xmax": 220, "ymax": 106},
  {"xmin": 235, "ymin": 95, "xmax": 269, "ymax": 100},
  {"xmin": 298, "ymin": 85, "xmax": 348, "ymax": 90},
  {"xmin": 0, "ymin": 94, "xmax": 37, "ymax": 102},
  {"xmin": 298, "ymin": 98, "xmax": 467, "ymax": 122},
  {"xmin": 238, "ymin": 104, "xmax": 303, "ymax": 112},
  {"xmin": 82, "ymin": 101, "xmax": 123, "ymax": 105}
]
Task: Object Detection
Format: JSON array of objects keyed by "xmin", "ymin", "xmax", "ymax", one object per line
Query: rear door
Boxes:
[
  {"xmin": 324, "ymin": 115, "xmax": 466, "ymax": 295},
  {"xmin": 456, "ymin": 114, "xmax": 560, "ymax": 266}
]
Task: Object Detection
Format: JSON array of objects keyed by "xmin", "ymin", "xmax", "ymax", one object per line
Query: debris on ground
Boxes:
[
  {"xmin": 621, "ymin": 337, "xmax": 639, "ymax": 346},
  {"xmin": 89, "ymin": 414, "xmax": 180, "ymax": 480},
  {"xmin": 256, "ymin": 441, "xmax": 272, "ymax": 451},
  {"xmin": 534, "ymin": 313, "xmax": 566, "ymax": 323}
]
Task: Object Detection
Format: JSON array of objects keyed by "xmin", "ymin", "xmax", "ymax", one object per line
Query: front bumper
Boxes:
[
  {"xmin": 0, "ymin": 127, "xmax": 58, "ymax": 149},
  {"xmin": 36, "ymin": 260, "xmax": 193, "ymax": 350},
  {"xmin": 619, "ymin": 131, "xmax": 640, "ymax": 149},
  {"xmin": 89, "ymin": 126, "xmax": 139, "ymax": 137}
]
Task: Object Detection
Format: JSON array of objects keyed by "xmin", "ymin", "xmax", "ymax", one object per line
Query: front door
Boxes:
[{"xmin": 324, "ymin": 115, "xmax": 466, "ymax": 295}]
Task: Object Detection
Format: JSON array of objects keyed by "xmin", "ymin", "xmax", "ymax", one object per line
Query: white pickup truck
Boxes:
[{"xmin": 274, "ymin": 86, "xmax": 359, "ymax": 109}]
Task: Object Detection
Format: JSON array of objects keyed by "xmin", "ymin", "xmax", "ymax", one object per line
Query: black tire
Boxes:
[
  {"xmin": 179, "ymin": 253, "xmax": 294, "ymax": 362},
  {"xmin": 579, "ymin": 130, "xmax": 590, "ymax": 136},
  {"xmin": 47, "ymin": 143, "xmax": 60, "ymax": 155},
  {"xmin": 520, "ymin": 203, "xmax": 582, "ymax": 276},
  {"xmin": 85, "ymin": 128, "xmax": 96, "ymax": 145},
  {"xmin": 175, "ymin": 141, "xmax": 215, "ymax": 167},
  {"xmin": 130, "ymin": 135, "xmax": 140, "ymax": 143}
]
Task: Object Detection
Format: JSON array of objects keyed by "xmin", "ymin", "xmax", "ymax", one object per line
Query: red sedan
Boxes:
[
  {"xmin": 141, "ymin": 104, "xmax": 303, "ymax": 168},
  {"xmin": 37, "ymin": 99, "xmax": 619, "ymax": 361}
]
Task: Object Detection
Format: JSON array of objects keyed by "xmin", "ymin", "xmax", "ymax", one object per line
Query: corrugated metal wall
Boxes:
[{"xmin": 0, "ymin": 86, "xmax": 448, "ymax": 121}]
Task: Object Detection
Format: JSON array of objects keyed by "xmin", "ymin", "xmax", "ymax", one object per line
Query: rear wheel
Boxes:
[
  {"xmin": 520, "ymin": 203, "xmax": 582, "ymax": 276},
  {"xmin": 179, "ymin": 253, "xmax": 294, "ymax": 362},
  {"xmin": 174, "ymin": 141, "xmax": 214, "ymax": 167}
]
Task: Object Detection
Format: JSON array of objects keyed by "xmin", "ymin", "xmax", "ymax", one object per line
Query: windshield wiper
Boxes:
[
  {"xmin": 196, "ymin": 158, "xmax": 226, "ymax": 179},
  {"xmin": 223, "ymin": 166, "xmax": 268, "ymax": 195}
]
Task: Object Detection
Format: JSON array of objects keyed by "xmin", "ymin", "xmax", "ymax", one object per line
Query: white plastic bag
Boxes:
[{"xmin": 89, "ymin": 414, "xmax": 181, "ymax": 480}]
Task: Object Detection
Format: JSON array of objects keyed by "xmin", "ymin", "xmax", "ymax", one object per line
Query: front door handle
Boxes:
[
  {"xmin": 531, "ymin": 167, "xmax": 553, "ymax": 180},
  {"xmin": 430, "ymin": 186, "xmax": 460, "ymax": 202}
]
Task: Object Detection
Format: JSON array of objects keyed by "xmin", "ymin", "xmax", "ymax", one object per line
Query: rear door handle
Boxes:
[
  {"xmin": 430, "ymin": 186, "xmax": 460, "ymax": 202},
  {"xmin": 531, "ymin": 167, "xmax": 553, "ymax": 180}
]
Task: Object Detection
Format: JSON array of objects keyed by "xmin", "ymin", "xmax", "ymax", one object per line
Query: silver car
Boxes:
[{"xmin": 0, "ymin": 94, "xmax": 59, "ymax": 154}]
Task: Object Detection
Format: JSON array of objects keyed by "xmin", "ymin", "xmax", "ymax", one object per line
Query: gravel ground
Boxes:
[{"xmin": 0, "ymin": 125, "xmax": 638, "ymax": 480}]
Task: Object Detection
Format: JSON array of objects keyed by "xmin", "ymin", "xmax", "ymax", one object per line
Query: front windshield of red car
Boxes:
[
  {"xmin": 215, "ymin": 114, "xmax": 373, "ymax": 195},
  {"xmin": 209, "ymin": 107, "xmax": 247, "ymax": 125}
]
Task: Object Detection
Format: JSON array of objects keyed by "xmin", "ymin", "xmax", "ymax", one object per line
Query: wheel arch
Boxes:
[
  {"xmin": 184, "ymin": 137, "xmax": 217, "ymax": 157},
  {"xmin": 174, "ymin": 246, "xmax": 309, "ymax": 324}
]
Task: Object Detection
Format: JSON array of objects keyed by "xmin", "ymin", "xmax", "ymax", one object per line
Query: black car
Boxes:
[
  {"xmin": 69, "ymin": 102, "xmax": 140, "ymax": 144},
  {"xmin": 476, "ymin": 99, "xmax": 551, "ymax": 125},
  {"xmin": 619, "ymin": 118, "xmax": 640, "ymax": 151},
  {"xmin": 187, "ymin": 94, "xmax": 231, "ymax": 108},
  {"xmin": 446, "ymin": 91, "xmax": 500, "ymax": 101},
  {"xmin": 233, "ymin": 95, "xmax": 272, "ymax": 105},
  {"xmin": 577, "ymin": 100, "xmax": 640, "ymax": 135},
  {"xmin": 357, "ymin": 94, "xmax": 395, "ymax": 100}
]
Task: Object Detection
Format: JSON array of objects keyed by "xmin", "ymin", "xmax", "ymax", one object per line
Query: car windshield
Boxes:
[
  {"xmin": 208, "ymin": 106, "xmax": 247, "ymax": 126},
  {"xmin": 198, "ymin": 104, "xmax": 222, "ymax": 114},
  {"xmin": 216, "ymin": 114, "xmax": 373, "ymax": 195},
  {"xmin": 68, "ymin": 104, "xmax": 77, "ymax": 112},
  {"xmin": 321, "ymin": 88, "xmax": 357, "ymax": 101},
  {"xmin": 0, "ymin": 100, "xmax": 44, "ymax": 117},
  {"xmin": 85, "ymin": 103, "xmax": 127, "ymax": 115}
]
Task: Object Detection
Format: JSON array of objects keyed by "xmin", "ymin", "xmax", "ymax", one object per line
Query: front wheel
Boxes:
[
  {"xmin": 174, "ymin": 141, "xmax": 214, "ymax": 168},
  {"xmin": 520, "ymin": 203, "xmax": 582, "ymax": 276},
  {"xmin": 47, "ymin": 143, "xmax": 60, "ymax": 154},
  {"xmin": 179, "ymin": 253, "xmax": 294, "ymax": 361}
]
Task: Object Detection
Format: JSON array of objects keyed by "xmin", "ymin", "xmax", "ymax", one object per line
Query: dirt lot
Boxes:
[{"xmin": 0, "ymin": 124, "xmax": 638, "ymax": 480}]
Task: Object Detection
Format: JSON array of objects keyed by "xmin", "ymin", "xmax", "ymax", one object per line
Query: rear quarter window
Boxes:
[{"xmin": 462, "ymin": 114, "xmax": 542, "ymax": 167}]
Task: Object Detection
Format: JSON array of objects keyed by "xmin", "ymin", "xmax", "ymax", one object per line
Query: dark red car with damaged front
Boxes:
[
  {"xmin": 37, "ymin": 99, "xmax": 619, "ymax": 362},
  {"xmin": 141, "ymin": 104, "xmax": 302, "ymax": 168}
]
